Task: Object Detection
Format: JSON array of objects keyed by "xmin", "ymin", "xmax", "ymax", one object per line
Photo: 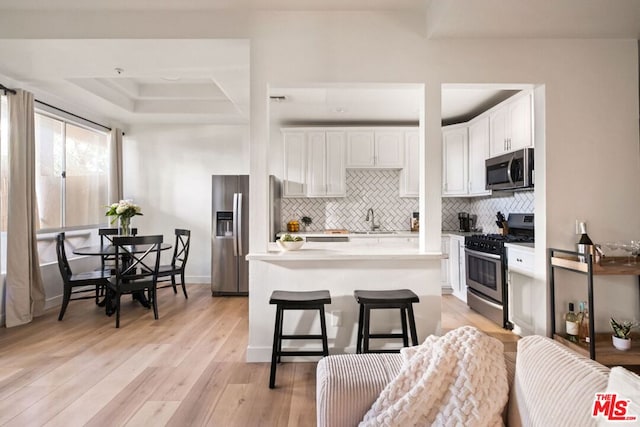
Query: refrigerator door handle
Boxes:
[
  {"xmin": 237, "ymin": 192, "xmax": 243, "ymax": 256},
  {"xmin": 232, "ymin": 192, "xmax": 239, "ymax": 256}
]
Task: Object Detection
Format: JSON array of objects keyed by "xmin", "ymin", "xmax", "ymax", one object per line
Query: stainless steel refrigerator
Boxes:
[
  {"xmin": 211, "ymin": 175, "xmax": 281, "ymax": 296},
  {"xmin": 211, "ymin": 175, "xmax": 250, "ymax": 296}
]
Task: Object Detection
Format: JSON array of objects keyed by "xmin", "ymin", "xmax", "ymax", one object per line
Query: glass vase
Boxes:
[{"xmin": 119, "ymin": 216, "xmax": 131, "ymax": 236}]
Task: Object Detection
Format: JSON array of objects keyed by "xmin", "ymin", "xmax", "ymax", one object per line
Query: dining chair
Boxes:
[
  {"xmin": 157, "ymin": 229, "xmax": 191, "ymax": 298},
  {"xmin": 56, "ymin": 232, "xmax": 111, "ymax": 321},
  {"xmin": 107, "ymin": 234, "xmax": 163, "ymax": 328},
  {"xmin": 97, "ymin": 227, "xmax": 138, "ymax": 274}
]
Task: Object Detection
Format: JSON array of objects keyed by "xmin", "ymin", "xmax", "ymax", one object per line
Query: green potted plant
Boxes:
[
  {"xmin": 610, "ymin": 317, "xmax": 635, "ymax": 351},
  {"xmin": 300, "ymin": 216, "xmax": 312, "ymax": 231}
]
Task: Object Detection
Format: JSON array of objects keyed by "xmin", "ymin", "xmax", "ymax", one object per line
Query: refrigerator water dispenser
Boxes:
[{"xmin": 215, "ymin": 211, "xmax": 234, "ymax": 237}]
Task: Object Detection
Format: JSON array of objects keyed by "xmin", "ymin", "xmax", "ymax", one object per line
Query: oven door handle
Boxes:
[{"xmin": 465, "ymin": 248, "xmax": 502, "ymax": 260}]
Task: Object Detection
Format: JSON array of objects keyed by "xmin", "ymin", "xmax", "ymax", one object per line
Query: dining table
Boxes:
[{"xmin": 73, "ymin": 242, "xmax": 173, "ymax": 312}]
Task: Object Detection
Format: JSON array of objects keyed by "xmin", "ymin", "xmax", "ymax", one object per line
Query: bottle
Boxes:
[
  {"xmin": 577, "ymin": 222, "xmax": 594, "ymax": 262},
  {"xmin": 565, "ymin": 302, "xmax": 580, "ymax": 343},
  {"xmin": 579, "ymin": 301, "xmax": 591, "ymax": 343}
]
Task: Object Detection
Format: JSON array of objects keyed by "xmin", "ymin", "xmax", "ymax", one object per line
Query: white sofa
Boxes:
[{"xmin": 316, "ymin": 335, "xmax": 638, "ymax": 426}]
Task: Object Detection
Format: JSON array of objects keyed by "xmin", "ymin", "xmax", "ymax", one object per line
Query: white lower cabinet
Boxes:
[
  {"xmin": 506, "ymin": 244, "xmax": 536, "ymax": 336},
  {"xmin": 449, "ymin": 235, "xmax": 466, "ymax": 302},
  {"xmin": 441, "ymin": 236, "xmax": 451, "ymax": 293}
]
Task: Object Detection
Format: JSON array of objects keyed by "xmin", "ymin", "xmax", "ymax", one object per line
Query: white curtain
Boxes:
[
  {"xmin": 5, "ymin": 89, "xmax": 45, "ymax": 327},
  {"xmin": 108, "ymin": 128, "xmax": 124, "ymax": 203}
]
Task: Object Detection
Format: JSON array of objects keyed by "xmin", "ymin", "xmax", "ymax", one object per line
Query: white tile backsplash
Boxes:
[
  {"xmin": 443, "ymin": 191, "xmax": 535, "ymax": 232},
  {"xmin": 282, "ymin": 171, "xmax": 534, "ymax": 234},
  {"xmin": 281, "ymin": 169, "xmax": 418, "ymax": 232}
]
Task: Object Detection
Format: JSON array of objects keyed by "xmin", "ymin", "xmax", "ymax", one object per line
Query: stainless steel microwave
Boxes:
[{"xmin": 485, "ymin": 148, "xmax": 534, "ymax": 191}]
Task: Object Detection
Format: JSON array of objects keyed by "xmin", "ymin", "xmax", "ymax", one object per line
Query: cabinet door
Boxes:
[
  {"xmin": 325, "ymin": 131, "xmax": 346, "ymax": 197},
  {"xmin": 442, "ymin": 127, "xmax": 468, "ymax": 196},
  {"xmin": 449, "ymin": 236, "xmax": 461, "ymax": 296},
  {"xmin": 441, "ymin": 237, "xmax": 450, "ymax": 289},
  {"xmin": 283, "ymin": 131, "xmax": 306, "ymax": 197},
  {"xmin": 374, "ymin": 131, "xmax": 404, "ymax": 168},
  {"xmin": 457, "ymin": 238, "xmax": 467, "ymax": 303},
  {"xmin": 306, "ymin": 131, "xmax": 326, "ymax": 197},
  {"xmin": 508, "ymin": 270, "xmax": 536, "ymax": 336},
  {"xmin": 489, "ymin": 107, "xmax": 508, "ymax": 157},
  {"xmin": 400, "ymin": 131, "xmax": 419, "ymax": 197},
  {"xmin": 346, "ymin": 131, "xmax": 375, "ymax": 167},
  {"xmin": 468, "ymin": 117, "xmax": 491, "ymax": 196},
  {"xmin": 509, "ymin": 92, "xmax": 533, "ymax": 151}
]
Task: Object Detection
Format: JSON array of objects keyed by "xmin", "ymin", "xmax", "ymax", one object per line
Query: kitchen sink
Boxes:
[{"xmin": 350, "ymin": 230, "xmax": 396, "ymax": 235}]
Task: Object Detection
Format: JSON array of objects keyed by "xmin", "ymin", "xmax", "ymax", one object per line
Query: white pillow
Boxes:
[{"xmin": 596, "ymin": 367, "xmax": 640, "ymax": 426}]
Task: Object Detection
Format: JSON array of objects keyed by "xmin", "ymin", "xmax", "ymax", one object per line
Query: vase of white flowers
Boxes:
[{"xmin": 105, "ymin": 200, "xmax": 143, "ymax": 235}]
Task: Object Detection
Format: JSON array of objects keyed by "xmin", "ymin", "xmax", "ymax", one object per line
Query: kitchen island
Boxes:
[{"xmin": 246, "ymin": 240, "xmax": 443, "ymax": 362}]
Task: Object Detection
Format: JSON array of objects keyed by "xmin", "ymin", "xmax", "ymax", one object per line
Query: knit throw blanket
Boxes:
[{"xmin": 360, "ymin": 326, "xmax": 509, "ymax": 427}]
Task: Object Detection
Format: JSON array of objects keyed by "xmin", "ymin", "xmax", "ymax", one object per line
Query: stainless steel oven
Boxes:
[
  {"xmin": 464, "ymin": 213, "xmax": 534, "ymax": 330},
  {"xmin": 465, "ymin": 248, "xmax": 506, "ymax": 327}
]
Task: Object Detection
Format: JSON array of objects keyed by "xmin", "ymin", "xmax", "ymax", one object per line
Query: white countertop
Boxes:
[
  {"xmin": 247, "ymin": 241, "xmax": 442, "ymax": 261},
  {"xmin": 276, "ymin": 230, "xmax": 419, "ymax": 238}
]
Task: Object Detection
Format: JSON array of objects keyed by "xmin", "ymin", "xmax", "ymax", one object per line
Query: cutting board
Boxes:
[{"xmin": 324, "ymin": 229, "xmax": 349, "ymax": 234}]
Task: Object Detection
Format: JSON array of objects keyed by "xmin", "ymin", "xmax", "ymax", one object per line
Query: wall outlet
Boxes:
[{"xmin": 331, "ymin": 310, "xmax": 342, "ymax": 327}]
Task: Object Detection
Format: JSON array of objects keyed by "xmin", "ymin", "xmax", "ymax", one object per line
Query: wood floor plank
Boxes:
[
  {"xmin": 0, "ymin": 287, "xmax": 519, "ymax": 426},
  {"xmin": 124, "ymin": 400, "xmax": 181, "ymax": 427}
]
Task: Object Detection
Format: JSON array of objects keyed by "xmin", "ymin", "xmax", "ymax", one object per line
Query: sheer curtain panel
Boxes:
[{"xmin": 5, "ymin": 89, "xmax": 45, "ymax": 327}]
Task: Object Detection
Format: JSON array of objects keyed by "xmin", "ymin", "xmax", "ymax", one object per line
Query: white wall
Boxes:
[{"xmin": 123, "ymin": 124, "xmax": 250, "ymax": 283}]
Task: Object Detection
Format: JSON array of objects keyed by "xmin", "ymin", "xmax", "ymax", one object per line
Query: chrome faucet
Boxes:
[{"xmin": 365, "ymin": 208, "xmax": 379, "ymax": 231}]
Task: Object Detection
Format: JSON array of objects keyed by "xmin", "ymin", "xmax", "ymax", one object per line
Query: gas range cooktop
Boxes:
[{"xmin": 464, "ymin": 213, "xmax": 534, "ymax": 255}]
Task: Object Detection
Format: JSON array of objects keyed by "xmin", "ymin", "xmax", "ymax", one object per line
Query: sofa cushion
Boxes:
[
  {"xmin": 508, "ymin": 336, "xmax": 610, "ymax": 427},
  {"xmin": 316, "ymin": 353, "xmax": 403, "ymax": 427},
  {"xmin": 316, "ymin": 350, "xmax": 516, "ymax": 427}
]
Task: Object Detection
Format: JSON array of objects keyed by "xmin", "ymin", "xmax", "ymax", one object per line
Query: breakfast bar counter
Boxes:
[{"xmin": 246, "ymin": 241, "xmax": 443, "ymax": 362}]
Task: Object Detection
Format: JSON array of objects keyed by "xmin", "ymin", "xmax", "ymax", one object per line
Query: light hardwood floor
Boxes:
[{"xmin": 0, "ymin": 287, "xmax": 518, "ymax": 426}]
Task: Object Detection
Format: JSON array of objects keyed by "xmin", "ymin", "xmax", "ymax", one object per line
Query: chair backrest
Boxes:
[
  {"xmin": 171, "ymin": 229, "xmax": 191, "ymax": 270},
  {"xmin": 55, "ymin": 232, "xmax": 72, "ymax": 280},
  {"xmin": 98, "ymin": 227, "xmax": 138, "ymax": 245},
  {"xmin": 113, "ymin": 235, "xmax": 163, "ymax": 287}
]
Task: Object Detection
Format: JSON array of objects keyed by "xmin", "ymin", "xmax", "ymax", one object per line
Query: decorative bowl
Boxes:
[{"xmin": 277, "ymin": 239, "xmax": 305, "ymax": 251}]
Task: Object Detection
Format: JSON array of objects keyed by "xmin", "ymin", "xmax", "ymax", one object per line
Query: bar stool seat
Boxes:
[
  {"xmin": 269, "ymin": 290, "xmax": 331, "ymax": 388},
  {"xmin": 354, "ymin": 289, "xmax": 419, "ymax": 354}
]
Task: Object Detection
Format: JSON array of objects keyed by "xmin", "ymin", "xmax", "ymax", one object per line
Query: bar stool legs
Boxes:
[
  {"xmin": 354, "ymin": 289, "xmax": 420, "ymax": 354},
  {"xmin": 269, "ymin": 290, "xmax": 331, "ymax": 389}
]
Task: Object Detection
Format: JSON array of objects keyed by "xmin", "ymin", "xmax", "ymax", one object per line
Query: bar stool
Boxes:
[
  {"xmin": 269, "ymin": 290, "xmax": 332, "ymax": 389},
  {"xmin": 354, "ymin": 289, "xmax": 419, "ymax": 353}
]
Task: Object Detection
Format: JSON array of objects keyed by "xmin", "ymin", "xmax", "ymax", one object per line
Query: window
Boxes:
[{"xmin": 35, "ymin": 111, "xmax": 109, "ymax": 231}]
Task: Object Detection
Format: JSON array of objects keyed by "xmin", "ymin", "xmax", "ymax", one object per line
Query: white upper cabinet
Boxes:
[
  {"xmin": 346, "ymin": 131, "xmax": 375, "ymax": 167},
  {"xmin": 318, "ymin": 131, "xmax": 346, "ymax": 197},
  {"xmin": 306, "ymin": 131, "xmax": 328, "ymax": 196},
  {"xmin": 283, "ymin": 128, "xmax": 346, "ymax": 198},
  {"xmin": 467, "ymin": 116, "xmax": 491, "ymax": 196},
  {"xmin": 399, "ymin": 131, "xmax": 419, "ymax": 197},
  {"xmin": 374, "ymin": 131, "xmax": 404, "ymax": 168},
  {"xmin": 282, "ymin": 131, "xmax": 307, "ymax": 197},
  {"xmin": 489, "ymin": 91, "xmax": 533, "ymax": 157},
  {"xmin": 346, "ymin": 129, "xmax": 404, "ymax": 168},
  {"xmin": 442, "ymin": 125, "xmax": 468, "ymax": 196}
]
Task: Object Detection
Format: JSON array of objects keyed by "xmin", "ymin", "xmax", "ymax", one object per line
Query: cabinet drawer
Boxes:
[{"xmin": 507, "ymin": 247, "xmax": 535, "ymax": 275}]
